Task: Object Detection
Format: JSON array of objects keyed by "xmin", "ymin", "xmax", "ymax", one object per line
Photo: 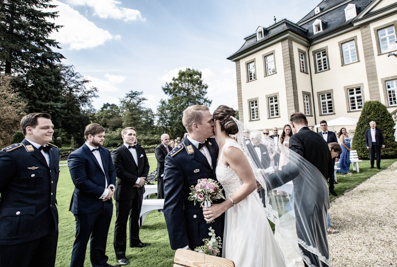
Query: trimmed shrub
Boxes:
[
  {"xmin": 11, "ymin": 131, "xmax": 24, "ymax": 144},
  {"xmin": 103, "ymin": 129, "xmax": 123, "ymax": 148},
  {"xmin": 352, "ymin": 101, "xmax": 397, "ymax": 159}
]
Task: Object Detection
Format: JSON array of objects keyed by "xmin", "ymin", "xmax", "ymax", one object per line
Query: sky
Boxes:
[{"xmin": 50, "ymin": 0, "xmax": 320, "ymax": 113}]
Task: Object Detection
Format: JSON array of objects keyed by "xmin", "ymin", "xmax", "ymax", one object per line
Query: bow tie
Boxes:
[
  {"xmin": 91, "ymin": 148, "xmax": 100, "ymax": 152},
  {"xmin": 198, "ymin": 142, "xmax": 207, "ymax": 150},
  {"xmin": 323, "ymin": 132, "xmax": 328, "ymax": 134},
  {"xmin": 128, "ymin": 145, "xmax": 136, "ymax": 149},
  {"xmin": 39, "ymin": 145, "xmax": 51, "ymax": 153},
  {"xmin": 253, "ymin": 145, "xmax": 260, "ymax": 148}
]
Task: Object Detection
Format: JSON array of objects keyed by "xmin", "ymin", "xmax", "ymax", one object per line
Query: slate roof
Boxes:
[{"xmin": 228, "ymin": 0, "xmax": 374, "ymax": 60}]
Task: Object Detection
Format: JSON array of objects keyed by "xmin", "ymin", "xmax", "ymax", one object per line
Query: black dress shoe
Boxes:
[
  {"xmin": 117, "ymin": 258, "xmax": 129, "ymax": 265},
  {"xmin": 330, "ymin": 190, "xmax": 337, "ymax": 196},
  {"xmin": 131, "ymin": 242, "xmax": 151, "ymax": 248}
]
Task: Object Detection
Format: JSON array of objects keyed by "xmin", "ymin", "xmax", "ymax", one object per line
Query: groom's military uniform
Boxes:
[{"xmin": 163, "ymin": 137, "xmax": 224, "ymax": 250}]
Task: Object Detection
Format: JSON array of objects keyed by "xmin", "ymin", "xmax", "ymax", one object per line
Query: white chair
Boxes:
[
  {"xmin": 334, "ymin": 162, "xmax": 340, "ymax": 182},
  {"xmin": 139, "ymin": 199, "xmax": 164, "ymax": 226},
  {"xmin": 143, "ymin": 184, "xmax": 158, "ymax": 199},
  {"xmin": 349, "ymin": 150, "xmax": 362, "ymax": 172}
]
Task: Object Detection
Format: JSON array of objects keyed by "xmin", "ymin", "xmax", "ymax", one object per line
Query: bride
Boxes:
[{"xmin": 202, "ymin": 105, "xmax": 286, "ymax": 266}]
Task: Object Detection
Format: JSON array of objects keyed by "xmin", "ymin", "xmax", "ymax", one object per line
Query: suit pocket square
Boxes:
[{"xmin": 140, "ymin": 154, "xmax": 144, "ymax": 158}]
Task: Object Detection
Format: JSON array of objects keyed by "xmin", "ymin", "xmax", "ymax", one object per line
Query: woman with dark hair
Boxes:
[
  {"xmin": 278, "ymin": 124, "xmax": 292, "ymax": 170},
  {"xmin": 202, "ymin": 105, "xmax": 286, "ymax": 266},
  {"xmin": 336, "ymin": 127, "xmax": 351, "ymax": 174}
]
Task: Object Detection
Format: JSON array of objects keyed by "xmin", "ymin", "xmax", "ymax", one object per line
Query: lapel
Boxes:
[
  {"xmin": 250, "ymin": 144, "xmax": 261, "ymax": 165},
  {"xmin": 185, "ymin": 138, "xmax": 212, "ymax": 169},
  {"xmin": 123, "ymin": 145, "xmax": 138, "ymax": 168},
  {"xmin": 136, "ymin": 146, "xmax": 144, "ymax": 168},
  {"xmin": 83, "ymin": 144, "xmax": 105, "ymax": 175},
  {"xmin": 207, "ymin": 140, "xmax": 218, "ymax": 170},
  {"xmin": 48, "ymin": 146, "xmax": 57, "ymax": 170},
  {"xmin": 23, "ymin": 139, "xmax": 48, "ymax": 168},
  {"xmin": 99, "ymin": 147, "xmax": 108, "ymax": 175},
  {"xmin": 326, "ymin": 132, "xmax": 330, "ymax": 143},
  {"xmin": 160, "ymin": 144, "xmax": 168, "ymax": 156}
]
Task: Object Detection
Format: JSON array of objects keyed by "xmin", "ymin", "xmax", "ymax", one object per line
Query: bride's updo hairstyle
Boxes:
[{"xmin": 213, "ymin": 105, "xmax": 239, "ymax": 135}]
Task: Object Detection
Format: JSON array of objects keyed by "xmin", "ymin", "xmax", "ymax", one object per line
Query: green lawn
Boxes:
[{"xmin": 55, "ymin": 158, "xmax": 396, "ymax": 266}]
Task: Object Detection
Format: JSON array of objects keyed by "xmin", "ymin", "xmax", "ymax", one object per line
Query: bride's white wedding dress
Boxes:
[{"xmin": 216, "ymin": 139, "xmax": 286, "ymax": 267}]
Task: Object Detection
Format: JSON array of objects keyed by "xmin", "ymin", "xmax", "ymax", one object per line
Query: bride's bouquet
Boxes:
[
  {"xmin": 195, "ymin": 227, "xmax": 222, "ymax": 256},
  {"xmin": 188, "ymin": 178, "xmax": 225, "ymax": 223}
]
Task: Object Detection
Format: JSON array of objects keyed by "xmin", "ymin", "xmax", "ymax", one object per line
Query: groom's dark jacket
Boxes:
[{"xmin": 163, "ymin": 137, "xmax": 224, "ymax": 250}]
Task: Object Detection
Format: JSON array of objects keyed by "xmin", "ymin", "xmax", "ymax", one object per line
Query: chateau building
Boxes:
[{"xmin": 227, "ymin": 0, "xmax": 397, "ymax": 131}]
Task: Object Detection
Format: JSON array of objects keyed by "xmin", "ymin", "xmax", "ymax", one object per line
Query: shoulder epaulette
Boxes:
[
  {"xmin": 170, "ymin": 143, "xmax": 185, "ymax": 157},
  {"xmin": 47, "ymin": 143, "xmax": 58, "ymax": 148},
  {"xmin": 2, "ymin": 143, "xmax": 23, "ymax": 152}
]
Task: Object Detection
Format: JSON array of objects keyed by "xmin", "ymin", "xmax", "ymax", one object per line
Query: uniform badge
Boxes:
[
  {"xmin": 208, "ymin": 142, "xmax": 212, "ymax": 146},
  {"xmin": 28, "ymin": 166, "xmax": 39, "ymax": 170},
  {"xmin": 187, "ymin": 145, "xmax": 194, "ymax": 154},
  {"xmin": 194, "ymin": 169, "xmax": 200, "ymax": 173},
  {"xmin": 26, "ymin": 145, "xmax": 34, "ymax": 152}
]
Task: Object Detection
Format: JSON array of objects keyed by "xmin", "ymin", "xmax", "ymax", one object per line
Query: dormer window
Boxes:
[
  {"xmin": 315, "ymin": 7, "xmax": 321, "ymax": 14},
  {"xmin": 344, "ymin": 4, "xmax": 357, "ymax": 21},
  {"xmin": 257, "ymin": 27, "xmax": 265, "ymax": 40},
  {"xmin": 313, "ymin": 19, "xmax": 323, "ymax": 34}
]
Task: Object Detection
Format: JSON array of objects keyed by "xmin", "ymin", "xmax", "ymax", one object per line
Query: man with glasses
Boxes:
[{"xmin": 243, "ymin": 129, "xmax": 251, "ymax": 145}]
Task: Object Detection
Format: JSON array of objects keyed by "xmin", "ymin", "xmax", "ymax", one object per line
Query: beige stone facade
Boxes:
[{"xmin": 228, "ymin": 0, "xmax": 397, "ymax": 132}]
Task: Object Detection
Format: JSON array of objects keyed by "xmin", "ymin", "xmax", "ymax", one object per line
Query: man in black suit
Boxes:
[
  {"xmin": 289, "ymin": 113, "xmax": 333, "ymax": 267},
  {"xmin": 247, "ymin": 131, "xmax": 271, "ymax": 207},
  {"xmin": 155, "ymin": 133, "xmax": 172, "ymax": 200},
  {"xmin": 0, "ymin": 113, "xmax": 59, "ymax": 267},
  {"xmin": 318, "ymin": 120, "xmax": 338, "ymax": 196},
  {"xmin": 164, "ymin": 105, "xmax": 224, "ymax": 251},
  {"xmin": 68, "ymin": 123, "xmax": 117, "ymax": 267},
  {"xmin": 365, "ymin": 121, "xmax": 385, "ymax": 169},
  {"xmin": 111, "ymin": 127, "xmax": 150, "ymax": 265}
]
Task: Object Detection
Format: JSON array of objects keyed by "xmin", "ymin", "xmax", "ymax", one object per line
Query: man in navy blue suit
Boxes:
[
  {"xmin": 163, "ymin": 105, "xmax": 224, "ymax": 251},
  {"xmin": 68, "ymin": 123, "xmax": 117, "ymax": 267},
  {"xmin": 365, "ymin": 121, "xmax": 385, "ymax": 169},
  {"xmin": 318, "ymin": 120, "xmax": 338, "ymax": 196},
  {"xmin": 0, "ymin": 113, "xmax": 59, "ymax": 267}
]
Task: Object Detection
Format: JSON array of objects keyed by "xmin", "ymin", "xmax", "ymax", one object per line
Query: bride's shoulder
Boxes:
[{"xmin": 223, "ymin": 139, "xmax": 242, "ymax": 153}]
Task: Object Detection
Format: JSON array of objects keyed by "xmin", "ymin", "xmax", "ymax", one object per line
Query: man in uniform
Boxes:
[
  {"xmin": 0, "ymin": 113, "xmax": 59, "ymax": 267},
  {"xmin": 163, "ymin": 105, "xmax": 224, "ymax": 251}
]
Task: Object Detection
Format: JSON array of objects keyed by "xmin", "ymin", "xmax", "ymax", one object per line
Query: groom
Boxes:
[{"xmin": 163, "ymin": 105, "xmax": 224, "ymax": 251}]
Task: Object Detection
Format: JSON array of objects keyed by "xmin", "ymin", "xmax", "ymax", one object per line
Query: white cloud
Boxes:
[
  {"xmin": 85, "ymin": 75, "xmax": 121, "ymax": 92},
  {"xmin": 104, "ymin": 73, "xmax": 126, "ymax": 84},
  {"xmin": 66, "ymin": 0, "xmax": 144, "ymax": 22},
  {"xmin": 50, "ymin": 1, "xmax": 120, "ymax": 50},
  {"xmin": 160, "ymin": 67, "xmax": 191, "ymax": 83}
]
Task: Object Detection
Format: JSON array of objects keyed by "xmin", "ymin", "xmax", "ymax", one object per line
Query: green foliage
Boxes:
[
  {"xmin": 103, "ymin": 129, "xmax": 123, "ymax": 148},
  {"xmin": 352, "ymin": 101, "xmax": 397, "ymax": 159},
  {"xmin": 157, "ymin": 68, "xmax": 212, "ymax": 139},
  {"xmin": 11, "ymin": 131, "xmax": 24, "ymax": 144},
  {"xmin": 94, "ymin": 103, "xmax": 122, "ymax": 129}
]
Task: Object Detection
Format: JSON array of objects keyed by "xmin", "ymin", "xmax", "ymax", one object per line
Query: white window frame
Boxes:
[
  {"xmin": 249, "ymin": 99, "xmax": 259, "ymax": 120},
  {"xmin": 268, "ymin": 96, "xmax": 279, "ymax": 118},
  {"xmin": 247, "ymin": 61, "xmax": 256, "ymax": 82},
  {"xmin": 265, "ymin": 54, "xmax": 275, "ymax": 76},
  {"xmin": 313, "ymin": 19, "xmax": 323, "ymax": 34},
  {"xmin": 299, "ymin": 51, "xmax": 307, "ymax": 73},
  {"xmin": 303, "ymin": 94, "xmax": 311, "ymax": 115},
  {"xmin": 257, "ymin": 27, "xmax": 264, "ymax": 40},
  {"xmin": 347, "ymin": 87, "xmax": 363, "ymax": 111},
  {"xmin": 377, "ymin": 26, "xmax": 397, "ymax": 54},
  {"xmin": 315, "ymin": 7, "xmax": 321, "ymax": 14},
  {"xmin": 319, "ymin": 92, "xmax": 334, "ymax": 115},
  {"xmin": 315, "ymin": 49, "xmax": 329, "ymax": 72},
  {"xmin": 342, "ymin": 40, "xmax": 358, "ymax": 65},
  {"xmin": 386, "ymin": 79, "xmax": 397, "ymax": 106},
  {"xmin": 344, "ymin": 4, "xmax": 357, "ymax": 21}
]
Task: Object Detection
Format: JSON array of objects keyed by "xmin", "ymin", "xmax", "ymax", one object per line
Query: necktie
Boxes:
[
  {"xmin": 39, "ymin": 146, "xmax": 51, "ymax": 153},
  {"xmin": 165, "ymin": 146, "xmax": 169, "ymax": 153},
  {"xmin": 198, "ymin": 142, "xmax": 207, "ymax": 150},
  {"xmin": 92, "ymin": 148, "xmax": 100, "ymax": 152},
  {"xmin": 128, "ymin": 145, "xmax": 136, "ymax": 149}
]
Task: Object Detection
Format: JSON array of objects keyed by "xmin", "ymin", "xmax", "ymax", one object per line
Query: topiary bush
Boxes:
[
  {"xmin": 352, "ymin": 101, "xmax": 397, "ymax": 159},
  {"xmin": 11, "ymin": 131, "xmax": 24, "ymax": 144}
]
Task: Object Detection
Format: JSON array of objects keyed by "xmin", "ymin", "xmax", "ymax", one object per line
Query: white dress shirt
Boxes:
[
  {"xmin": 26, "ymin": 139, "xmax": 50, "ymax": 166},
  {"xmin": 322, "ymin": 131, "xmax": 328, "ymax": 142},
  {"xmin": 187, "ymin": 136, "xmax": 212, "ymax": 168},
  {"xmin": 371, "ymin": 128, "xmax": 376, "ymax": 142},
  {"xmin": 85, "ymin": 142, "xmax": 113, "ymax": 199},
  {"xmin": 254, "ymin": 146, "xmax": 262, "ymax": 163},
  {"xmin": 124, "ymin": 143, "xmax": 141, "ymax": 185}
]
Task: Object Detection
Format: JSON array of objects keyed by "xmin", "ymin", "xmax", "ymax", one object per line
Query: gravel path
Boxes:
[{"xmin": 328, "ymin": 162, "xmax": 397, "ymax": 266}]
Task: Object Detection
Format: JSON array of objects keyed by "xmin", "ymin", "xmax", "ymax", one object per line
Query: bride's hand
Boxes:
[{"xmin": 202, "ymin": 204, "xmax": 226, "ymax": 222}]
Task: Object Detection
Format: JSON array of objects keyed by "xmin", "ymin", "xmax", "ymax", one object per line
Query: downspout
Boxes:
[{"xmin": 307, "ymin": 45, "xmax": 318, "ymax": 130}]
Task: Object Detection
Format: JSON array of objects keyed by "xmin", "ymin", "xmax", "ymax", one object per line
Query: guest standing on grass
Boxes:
[
  {"xmin": 0, "ymin": 113, "xmax": 59, "ymax": 267},
  {"xmin": 336, "ymin": 128, "xmax": 352, "ymax": 174},
  {"xmin": 319, "ymin": 120, "xmax": 338, "ymax": 196},
  {"xmin": 365, "ymin": 121, "xmax": 385, "ymax": 169},
  {"xmin": 155, "ymin": 133, "xmax": 172, "ymax": 200},
  {"xmin": 111, "ymin": 127, "xmax": 150, "ymax": 266},
  {"xmin": 68, "ymin": 123, "xmax": 118, "ymax": 267}
]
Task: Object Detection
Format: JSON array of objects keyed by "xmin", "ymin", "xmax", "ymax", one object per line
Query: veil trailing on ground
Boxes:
[{"xmin": 230, "ymin": 117, "xmax": 330, "ymax": 267}]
